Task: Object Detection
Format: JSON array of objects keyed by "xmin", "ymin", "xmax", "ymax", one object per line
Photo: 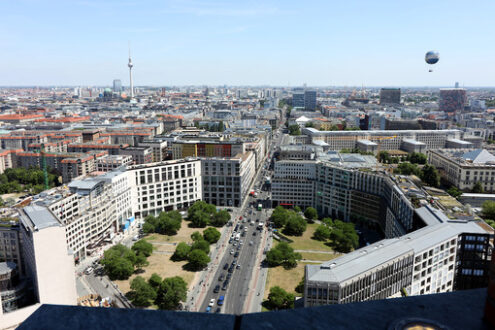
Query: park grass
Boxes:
[
  {"xmin": 263, "ymin": 261, "xmax": 319, "ymax": 300},
  {"xmin": 299, "ymin": 252, "xmax": 342, "ymax": 262},
  {"xmin": 145, "ymin": 225, "xmax": 208, "ymax": 244},
  {"xmin": 283, "ymin": 223, "xmax": 334, "ymax": 252}
]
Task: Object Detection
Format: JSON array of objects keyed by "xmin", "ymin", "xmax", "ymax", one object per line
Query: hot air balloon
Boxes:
[{"xmin": 425, "ymin": 51, "xmax": 439, "ymax": 72}]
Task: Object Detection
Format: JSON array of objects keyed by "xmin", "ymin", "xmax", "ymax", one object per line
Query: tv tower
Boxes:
[{"xmin": 128, "ymin": 43, "xmax": 134, "ymax": 99}]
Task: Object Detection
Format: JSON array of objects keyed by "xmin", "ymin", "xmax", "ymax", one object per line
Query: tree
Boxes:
[
  {"xmin": 186, "ymin": 249, "xmax": 210, "ymax": 271},
  {"xmin": 304, "ymin": 207, "xmax": 318, "ymax": 221},
  {"xmin": 100, "ymin": 244, "xmax": 137, "ymax": 280},
  {"xmin": 210, "ymin": 210, "xmax": 230, "ymax": 227},
  {"xmin": 472, "ymin": 182, "xmax": 484, "ymax": 193},
  {"xmin": 313, "ymin": 225, "xmax": 332, "ymax": 241},
  {"xmin": 187, "ymin": 201, "xmax": 216, "ymax": 219},
  {"xmin": 421, "ymin": 164, "xmax": 440, "ymax": 187},
  {"xmin": 283, "ymin": 213, "xmax": 307, "ymax": 236},
  {"xmin": 134, "ymin": 253, "xmax": 150, "ymax": 270},
  {"xmin": 271, "ymin": 206, "xmax": 289, "ymax": 228},
  {"xmin": 148, "ymin": 273, "xmax": 163, "ymax": 291},
  {"xmin": 156, "ymin": 211, "xmax": 182, "ymax": 235},
  {"xmin": 143, "ymin": 214, "xmax": 159, "ymax": 233},
  {"xmin": 293, "ymin": 206, "xmax": 302, "ymax": 213},
  {"xmin": 447, "ymin": 186, "xmax": 463, "ymax": 199},
  {"xmin": 218, "ymin": 121, "xmax": 225, "ymax": 132},
  {"xmin": 295, "ymin": 277, "xmax": 305, "ymax": 294},
  {"xmin": 288, "ymin": 124, "xmax": 301, "ymax": 136},
  {"xmin": 395, "ymin": 162, "xmax": 421, "ymax": 176},
  {"xmin": 129, "ymin": 276, "xmax": 156, "ymax": 307},
  {"xmin": 377, "ymin": 151, "xmax": 391, "ymax": 164},
  {"xmin": 132, "ymin": 240, "xmax": 153, "ymax": 257},
  {"xmin": 155, "ymin": 276, "xmax": 188, "ymax": 310},
  {"xmin": 171, "ymin": 242, "xmax": 191, "ymax": 261},
  {"xmin": 189, "ymin": 210, "xmax": 210, "ymax": 228},
  {"xmin": 265, "ymin": 242, "xmax": 301, "ymax": 269},
  {"xmin": 267, "ymin": 286, "xmax": 294, "ymax": 310},
  {"xmin": 482, "ymin": 201, "xmax": 495, "ymax": 220},
  {"xmin": 485, "ymin": 219, "xmax": 495, "ymax": 229},
  {"xmin": 190, "ymin": 231, "xmax": 203, "ymax": 242},
  {"xmin": 191, "ymin": 239, "xmax": 210, "ymax": 254},
  {"xmin": 328, "ymin": 222, "xmax": 359, "ymax": 253},
  {"xmin": 407, "ymin": 152, "xmax": 427, "ymax": 164},
  {"xmin": 203, "ymin": 227, "xmax": 221, "ymax": 244}
]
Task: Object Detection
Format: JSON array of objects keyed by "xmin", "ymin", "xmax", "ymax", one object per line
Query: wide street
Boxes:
[{"xmin": 197, "ymin": 128, "xmax": 283, "ymax": 314}]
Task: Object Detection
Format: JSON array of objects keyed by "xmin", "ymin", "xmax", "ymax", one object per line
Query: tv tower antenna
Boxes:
[{"xmin": 128, "ymin": 42, "xmax": 134, "ymax": 99}]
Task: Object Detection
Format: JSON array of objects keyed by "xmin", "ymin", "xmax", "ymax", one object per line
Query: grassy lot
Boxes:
[
  {"xmin": 115, "ymin": 224, "xmax": 211, "ymax": 295},
  {"xmin": 263, "ymin": 261, "xmax": 320, "ymax": 300},
  {"xmin": 299, "ymin": 252, "xmax": 341, "ymax": 262},
  {"xmin": 281, "ymin": 223, "xmax": 334, "ymax": 252}
]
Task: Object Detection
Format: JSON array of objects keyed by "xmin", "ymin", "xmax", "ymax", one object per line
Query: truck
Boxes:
[
  {"xmin": 257, "ymin": 203, "xmax": 262, "ymax": 211},
  {"xmin": 235, "ymin": 233, "xmax": 241, "ymax": 241}
]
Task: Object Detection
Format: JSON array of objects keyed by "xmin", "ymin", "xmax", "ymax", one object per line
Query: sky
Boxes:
[{"xmin": 1, "ymin": 0, "xmax": 495, "ymax": 87}]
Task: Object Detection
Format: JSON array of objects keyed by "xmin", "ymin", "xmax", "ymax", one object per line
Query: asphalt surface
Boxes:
[{"xmin": 198, "ymin": 128, "xmax": 283, "ymax": 314}]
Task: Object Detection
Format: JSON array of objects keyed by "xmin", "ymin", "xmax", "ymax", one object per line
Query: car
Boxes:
[
  {"xmin": 219, "ymin": 274, "xmax": 225, "ymax": 281},
  {"xmin": 253, "ymin": 232, "xmax": 257, "ymax": 236},
  {"xmin": 237, "ymin": 245, "xmax": 241, "ymax": 251},
  {"xmin": 226, "ymin": 273, "xmax": 232, "ymax": 281},
  {"xmin": 223, "ymin": 263, "xmax": 229, "ymax": 270},
  {"xmin": 228, "ymin": 267, "xmax": 234, "ymax": 273},
  {"xmin": 234, "ymin": 225, "xmax": 239, "ymax": 231},
  {"xmin": 215, "ymin": 307, "xmax": 221, "ymax": 313},
  {"xmin": 222, "ymin": 280, "xmax": 229, "ymax": 290},
  {"xmin": 227, "ymin": 209, "xmax": 233, "ymax": 212},
  {"xmin": 132, "ymin": 235, "xmax": 139, "ymax": 241},
  {"xmin": 241, "ymin": 232, "xmax": 246, "ymax": 237},
  {"xmin": 206, "ymin": 306, "xmax": 212, "ymax": 313},
  {"xmin": 249, "ymin": 241, "xmax": 254, "ymax": 246},
  {"xmin": 230, "ymin": 249, "xmax": 234, "ymax": 255},
  {"xmin": 209, "ymin": 298, "xmax": 215, "ymax": 307},
  {"xmin": 218, "ymin": 295, "xmax": 225, "ymax": 306},
  {"xmin": 84, "ymin": 267, "xmax": 94, "ymax": 275},
  {"xmin": 234, "ymin": 251, "xmax": 239, "ymax": 258},
  {"xmin": 228, "ymin": 238, "xmax": 233, "ymax": 244},
  {"xmin": 236, "ymin": 264, "xmax": 241, "ymax": 269},
  {"xmin": 213, "ymin": 285, "xmax": 220, "ymax": 293},
  {"xmin": 240, "ymin": 225, "xmax": 244, "ymax": 230},
  {"xmin": 233, "ymin": 241, "xmax": 237, "ymax": 246}
]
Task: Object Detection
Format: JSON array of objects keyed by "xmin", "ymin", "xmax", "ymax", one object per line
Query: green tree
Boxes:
[
  {"xmin": 472, "ymin": 182, "xmax": 484, "ymax": 193},
  {"xmin": 421, "ymin": 164, "xmax": 440, "ymax": 187},
  {"xmin": 148, "ymin": 273, "xmax": 163, "ymax": 291},
  {"xmin": 187, "ymin": 201, "xmax": 216, "ymax": 219},
  {"xmin": 313, "ymin": 225, "xmax": 332, "ymax": 241},
  {"xmin": 155, "ymin": 276, "xmax": 188, "ymax": 310},
  {"xmin": 210, "ymin": 210, "xmax": 230, "ymax": 227},
  {"xmin": 267, "ymin": 286, "xmax": 294, "ymax": 310},
  {"xmin": 288, "ymin": 124, "xmax": 301, "ymax": 136},
  {"xmin": 395, "ymin": 162, "xmax": 421, "ymax": 176},
  {"xmin": 447, "ymin": 186, "xmax": 463, "ymax": 198},
  {"xmin": 190, "ymin": 231, "xmax": 203, "ymax": 242},
  {"xmin": 171, "ymin": 242, "xmax": 191, "ymax": 261},
  {"xmin": 305, "ymin": 122, "xmax": 314, "ymax": 128},
  {"xmin": 155, "ymin": 211, "xmax": 182, "ymax": 235},
  {"xmin": 186, "ymin": 249, "xmax": 210, "ymax": 271},
  {"xmin": 132, "ymin": 240, "xmax": 153, "ymax": 257},
  {"xmin": 134, "ymin": 253, "xmax": 150, "ymax": 270},
  {"xmin": 407, "ymin": 152, "xmax": 428, "ymax": 164},
  {"xmin": 295, "ymin": 277, "xmax": 305, "ymax": 294},
  {"xmin": 485, "ymin": 219, "xmax": 495, "ymax": 229},
  {"xmin": 191, "ymin": 239, "xmax": 210, "ymax": 254},
  {"xmin": 482, "ymin": 200, "xmax": 495, "ymax": 220},
  {"xmin": 189, "ymin": 210, "xmax": 210, "ymax": 228},
  {"xmin": 143, "ymin": 214, "xmax": 159, "ymax": 234},
  {"xmin": 293, "ymin": 206, "xmax": 302, "ymax": 213},
  {"xmin": 283, "ymin": 213, "xmax": 307, "ymax": 236},
  {"xmin": 100, "ymin": 244, "xmax": 137, "ymax": 280},
  {"xmin": 265, "ymin": 242, "xmax": 301, "ymax": 269},
  {"xmin": 377, "ymin": 151, "xmax": 391, "ymax": 164},
  {"xmin": 271, "ymin": 206, "xmax": 289, "ymax": 228},
  {"xmin": 304, "ymin": 207, "xmax": 318, "ymax": 221},
  {"xmin": 129, "ymin": 276, "xmax": 156, "ymax": 307},
  {"xmin": 203, "ymin": 227, "xmax": 221, "ymax": 244}
]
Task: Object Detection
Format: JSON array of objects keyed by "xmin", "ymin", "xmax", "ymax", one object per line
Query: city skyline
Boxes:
[{"xmin": 1, "ymin": 0, "xmax": 495, "ymax": 86}]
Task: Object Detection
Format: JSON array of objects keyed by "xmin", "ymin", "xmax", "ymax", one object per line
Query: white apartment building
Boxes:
[
  {"xmin": 96, "ymin": 155, "xmax": 133, "ymax": 172},
  {"xmin": 428, "ymin": 149, "xmax": 495, "ymax": 192},
  {"xmin": 126, "ymin": 159, "xmax": 202, "ymax": 219},
  {"xmin": 272, "ymin": 160, "xmax": 316, "ymax": 209}
]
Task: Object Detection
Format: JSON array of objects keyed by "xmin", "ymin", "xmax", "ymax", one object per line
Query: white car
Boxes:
[
  {"xmin": 209, "ymin": 298, "xmax": 215, "ymax": 307},
  {"xmin": 85, "ymin": 267, "xmax": 94, "ymax": 275},
  {"xmin": 230, "ymin": 249, "xmax": 234, "ymax": 255}
]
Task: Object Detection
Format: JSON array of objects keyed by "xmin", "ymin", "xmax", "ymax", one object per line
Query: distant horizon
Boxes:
[{"xmin": 1, "ymin": 1, "xmax": 495, "ymax": 86}]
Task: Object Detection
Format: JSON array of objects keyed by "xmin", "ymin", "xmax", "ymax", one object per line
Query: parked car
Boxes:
[
  {"xmin": 213, "ymin": 285, "xmax": 220, "ymax": 293},
  {"xmin": 206, "ymin": 306, "xmax": 211, "ymax": 313},
  {"xmin": 218, "ymin": 296, "xmax": 225, "ymax": 306},
  {"xmin": 84, "ymin": 267, "xmax": 94, "ymax": 275},
  {"xmin": 209, "ymin": 298, "xmax": 215, "ymax": 307},
  {"xmin": 223, "ymin": 263, "xmax": 229, "ymax": 270},
  {"xmin": 219, "ymin": 274, "xmax": 225, "ymax": 282}
]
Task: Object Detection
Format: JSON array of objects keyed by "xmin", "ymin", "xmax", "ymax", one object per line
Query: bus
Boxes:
[{"xmin": 257, "ymin": 203, "xmax": 262, "ymax": 211}]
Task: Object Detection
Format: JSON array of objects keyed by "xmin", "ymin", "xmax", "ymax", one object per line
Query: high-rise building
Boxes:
[
  {"xmin": 292, "ymin": 91, "xmax": 305, "ymax": 108},
  {"xmin": 379, "ymin": 88, "xmax": 401, "ymax": 105},
  {"xmin": 112, "ymin": 79, "xmax": 122, "ymax": 93},
  {"xmin": 439, "ymin": 88, "xmax": 466, "ymax": 112},
  {"xmin": 304, "ymin": 90, "xmax": 317, "ymax": 110}
]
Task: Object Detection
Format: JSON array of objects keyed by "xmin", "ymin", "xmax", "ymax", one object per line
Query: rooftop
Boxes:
[{"xmin": 22, "ymin": 204, "xmax": 61, "ymax": 230}]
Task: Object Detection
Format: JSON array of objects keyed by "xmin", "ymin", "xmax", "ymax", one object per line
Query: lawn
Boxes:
[
  {"xmin": 145, "ymin": 225, "xmax": 209, "ymax": 244},
  {"xmin": 263, "ymin": 261, "xmax": 320, "ymax": 300},
  {"xmin": 281, "ymin": 223, "xmax": 334, "ymax": 252},
  {"xmin": 299, "ymin": 252, "xmax": 342, "ymax": 262}
]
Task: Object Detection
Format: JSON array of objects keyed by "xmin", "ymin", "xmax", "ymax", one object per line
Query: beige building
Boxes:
[{"xmin": 428, "ymin": 149, "xmax": 495, "ymax": 192}]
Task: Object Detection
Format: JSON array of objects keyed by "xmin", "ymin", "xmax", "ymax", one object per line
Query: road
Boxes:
[{"xmin": 197, "ymin": 127, "xmax": 284, "ymax": 314}]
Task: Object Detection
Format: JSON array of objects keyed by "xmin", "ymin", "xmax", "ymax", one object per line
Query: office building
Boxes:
[
  {"xmin": 304, "ymin": 207, "xmax": 491, "ymax": 307},
  {"xmin": 292, "ymin": 92, "xmax": 305, "ymax": 108},
  {"xmin": 379, "ymin": 88, "xmax": 401, "ymax": 105},
  {"xmin": 119, "ymin": 146, "xmax": 153, "ymax": 165},
  {"xmin": 428, "ymin": 149, "xmax": 495, "ymax": 192},
  {"xmin": 112, "ymin": 79, "xmax": 122, "ymax": 93},
  {"xmin": 304, "ymin": 90, "xmax": 317, "ymax": 110},
  {"xmin": 439, "ymin": 88, "xmax": 467, "ymax": 113},
  {"xmin": 96, "ymin": 155, "xmax": 133, "ymax": 172},
  {"xmin": 201, "ymin": 152, "xmax": 256, "ymax": 207}
]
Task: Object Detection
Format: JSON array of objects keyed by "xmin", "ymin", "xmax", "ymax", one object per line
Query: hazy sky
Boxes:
[{"xmin": 1, "ymin": 0, "xmax": 494, "ymax": 87}]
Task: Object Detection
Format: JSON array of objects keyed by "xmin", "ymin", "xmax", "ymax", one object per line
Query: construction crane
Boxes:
[{"xmin": 40, "ymin": 143, "xmax": 49, "ymax": 190}]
